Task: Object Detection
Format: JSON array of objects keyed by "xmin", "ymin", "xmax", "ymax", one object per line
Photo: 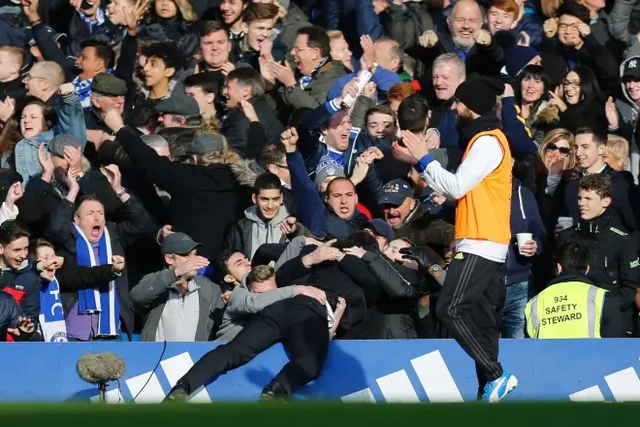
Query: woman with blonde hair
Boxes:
[
  {"xmin": 537, "ymin": 128, "xmax": 576, "ymax": 196},
  {"xmin": 604, "ymin": 135, "xmax": 629, "ymax": 173}
]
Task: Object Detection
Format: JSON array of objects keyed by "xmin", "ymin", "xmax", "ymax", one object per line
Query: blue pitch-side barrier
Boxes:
[{"xmin": 4, "ymin": 339, "xmax": 640, "ymax": 403}]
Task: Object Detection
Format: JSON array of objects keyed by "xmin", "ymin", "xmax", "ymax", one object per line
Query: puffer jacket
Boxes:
[
  {"xmin": 0, "ymin": 291, "xmax": 22, "ymax": 337},
  {"xmin": 0, "ymin": 258, "xmax": 42, "ymax": 333},
  {"xmin": 0, "ymin": 291, "xmax": 36, "ymax": 341}
]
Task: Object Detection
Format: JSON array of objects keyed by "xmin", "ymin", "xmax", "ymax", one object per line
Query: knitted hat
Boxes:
[
  {"xmin": 556, "ymin": 0, "xmax": 591, "ymax": 23},
  {"xmin": 314, "ymin": 157, "xmax": 345, "ymax": 188},
  {"xmin": 504, "ymin": 46, "xmax": 540, "ymax": 78},
  {"xmin": 454, "ymin": 77, "xmax": 505, "ymax": 116}
]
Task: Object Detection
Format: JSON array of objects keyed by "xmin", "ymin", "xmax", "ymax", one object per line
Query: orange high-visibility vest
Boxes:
[{"xmin": 454, "ymin": 129, "xmax": 512, "ymax": 245}]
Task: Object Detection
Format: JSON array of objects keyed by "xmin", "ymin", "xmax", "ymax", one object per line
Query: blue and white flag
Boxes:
[{"xmin": 39, "ymin": 276, "xmax": 68, "ymax": 342}]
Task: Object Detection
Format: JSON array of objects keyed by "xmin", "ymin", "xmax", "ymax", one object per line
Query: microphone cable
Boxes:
[{"xmin": 131, "ymin": 340, "xmax": 167, "ymax": 403}]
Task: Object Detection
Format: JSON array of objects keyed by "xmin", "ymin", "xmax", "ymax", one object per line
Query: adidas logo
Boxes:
[
  {"xmin": 570, "ymin": 364, "xmax": 640, "ymax": 402},
  {"xmin": 91, "ymin": 349, "xmax": 464, "ymax": 404},
  {"xmin": 90, "ymin": 350, "xmax": 640, "ymax": 403},
  {"xmin": 341, "ymin": 349, "xmax": 464, "ymax": 403},
  {"xmin": 91, "ymin": 352, "xmax": 213, "ymax": 403}
]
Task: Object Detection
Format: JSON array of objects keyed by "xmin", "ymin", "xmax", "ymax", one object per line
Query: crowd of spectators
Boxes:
[{"xmin": 0, "ymin": 0, "xmax": 636, "ymax": 343}]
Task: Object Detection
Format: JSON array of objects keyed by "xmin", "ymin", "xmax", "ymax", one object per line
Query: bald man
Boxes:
[
  {"xmin": 25, "ymin": 61, "xmax": 64, "ymax": 102},
  {"xmin": 327, "ymin": 36, "xmax": 405, "ymax": 100}
]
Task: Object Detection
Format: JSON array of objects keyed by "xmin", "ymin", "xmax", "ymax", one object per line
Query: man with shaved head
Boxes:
[{"xmin": 24, "ymin": 61, "xmax": 65, "ymax": 103}]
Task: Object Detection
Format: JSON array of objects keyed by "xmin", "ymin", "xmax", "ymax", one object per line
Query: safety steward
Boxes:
[{"xmin": 526, "ymin": 240, "xmax": 621, "ymax": 338}]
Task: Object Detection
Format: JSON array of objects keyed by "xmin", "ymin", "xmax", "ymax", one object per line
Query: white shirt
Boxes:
[
  {"xmin": 155, "ymin": 280, "xmax": 200, "ymax": 342},
  {"xmin": 419, "ymin": 135, "xmax": 509, "ymax": 263}
]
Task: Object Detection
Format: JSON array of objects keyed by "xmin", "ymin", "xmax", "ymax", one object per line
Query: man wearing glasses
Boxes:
[
  {"xmin": 540, "ymin": 0, "xmax": 618, "ymax": 91},
  {"xmin": 266, "ymin": 25, "xmax": 349, "ymax": 114}
]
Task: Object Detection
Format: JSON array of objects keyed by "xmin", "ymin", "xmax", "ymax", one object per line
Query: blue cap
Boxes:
[
  {"xmin": 378, "ymin": 179, "xmax": 413, "ymax": 206},
  {"xmin": 366, "ymin": 218, "xmax": 394, "ymax": 242}
]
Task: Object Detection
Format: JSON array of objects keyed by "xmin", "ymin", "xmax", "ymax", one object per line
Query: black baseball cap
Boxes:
[
  {"xmin": 161, "ymin": 232, "xmax": 203, "ymax": 256},
  {"xmin": 622, "ymin": 59, "xmax": 640, "ymax": 80}
]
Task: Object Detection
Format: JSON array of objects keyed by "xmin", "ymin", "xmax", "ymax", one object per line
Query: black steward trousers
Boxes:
[
  {"xmin": 177, "ymin": 296, "xmax": 329, "ymax": 396},
  {"xmin": 436, "ymin": 253, "xmax": 506, "ymax": 391}
]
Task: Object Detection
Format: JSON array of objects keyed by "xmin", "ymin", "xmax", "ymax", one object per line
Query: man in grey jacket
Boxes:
[
  {"xmin": 216, "ymin": 250, "xmax": 327, "ymax": 341},
  {"xmin": 130, "ymin": 232, "xmax": 224, "ymax": 342}
]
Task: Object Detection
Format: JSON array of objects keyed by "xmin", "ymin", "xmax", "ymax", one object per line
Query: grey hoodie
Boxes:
[
  {"xmin": 245, "ymin": 205, "xmax": 290, "ymax": 259},
  {"xmin": 615, "ymin": 54, "xmax": 640, "ymax": 183}
]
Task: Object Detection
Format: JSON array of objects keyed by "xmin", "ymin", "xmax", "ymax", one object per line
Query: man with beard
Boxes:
[
  {"xmin": 378, "ymin": 179, "xmax": 453, "ymax": 267},
  {"xmin": 416, "ymin": 0, "xmax": 504, "ymax": 77},
  {"xmin": 393, "ymin": 76, "xmax": 517, "ymax": 402}
]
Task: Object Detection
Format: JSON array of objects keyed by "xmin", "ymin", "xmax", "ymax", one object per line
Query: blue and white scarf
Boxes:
[
  {"xmin": 74, "ymin": 224, "xmax": 119, "ymax": 337},
  {"xmin": 39, "ymin": 276, "xmax": 68, "ymax": 342},
  {"xmin": 298, "ymin": 56, "xmax": 328, "ymax": 89},
  {"xmin": 78, "ymin": 7, "xmax": 106, "ymax": 34},
  {"xmin": 73, "ymin": 68, "xmax": 113, "ymax": 110}
]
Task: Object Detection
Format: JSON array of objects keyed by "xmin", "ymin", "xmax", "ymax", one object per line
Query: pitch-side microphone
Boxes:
[{"xmin": 77, "ymin": 352, "xmax": 126, "ymax": 403}]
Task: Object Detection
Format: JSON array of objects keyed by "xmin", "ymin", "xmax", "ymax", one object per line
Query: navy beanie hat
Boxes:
[{"xmin": 504, "ymin": 46, "xmax": 540, "ymax": 78}]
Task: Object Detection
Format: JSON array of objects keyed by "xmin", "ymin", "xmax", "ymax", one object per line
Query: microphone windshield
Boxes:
[{"xmin": 77, "ymin": 352, "xmax": 127, "ymax": 385}]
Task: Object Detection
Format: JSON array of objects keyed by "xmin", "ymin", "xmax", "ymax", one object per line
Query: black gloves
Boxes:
[{"xmin": 399, "ymin": 246, "xmax": 431, "ymax": 269}]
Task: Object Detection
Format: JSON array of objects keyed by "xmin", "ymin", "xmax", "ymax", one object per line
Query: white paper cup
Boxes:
[
  {"xmin": 516, "ymin": 233, "xmax": 533, "ymax": 255},
  {"xmin": 557, "ymin": 217, "xmax": 574, "ymax": 230}
]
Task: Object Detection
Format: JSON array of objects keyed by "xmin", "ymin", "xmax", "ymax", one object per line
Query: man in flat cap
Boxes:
[
  {"xmin": 155, "ymin": 91, "xmax": 202, "ymax": 129},
  {"xmin": 85, "ymin": 73, "xmax": 129, "ymax": 137},
  {"xmin": 186, "ymin": 134, "xmax": 225, "ymax": 160}
]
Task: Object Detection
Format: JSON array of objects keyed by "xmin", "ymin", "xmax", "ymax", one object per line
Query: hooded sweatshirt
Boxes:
[
  {"xmin": 500, "ymin": 179, "xmax": 547, "ymax": 285},
  {"xmin": 244, "ymin": 205, "xmax": 290, "ymax": 259},
  {"xmin": 615, "ymin": 54, "xmax": 640, "ymax": 184}
]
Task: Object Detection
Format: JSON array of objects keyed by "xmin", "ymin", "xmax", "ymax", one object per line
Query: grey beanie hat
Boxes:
[{"xmin": 314, "ymin": 157, "xmax": 345, "ymax": 188}]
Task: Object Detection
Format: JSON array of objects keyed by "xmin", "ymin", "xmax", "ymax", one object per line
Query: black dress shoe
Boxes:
[
  {"xmin": 260, "ymin": 382, "xmax": 289, "ymax": 400},
  {"xmin": 163, "ymin": 385, "xmax": 188, "ymax": 402}
]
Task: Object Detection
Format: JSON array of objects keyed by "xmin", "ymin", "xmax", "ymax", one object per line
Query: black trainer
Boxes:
[
  {"xmin": 260, "ymin": 382, "xmax": 289, "ymax": 401},
  {"xmin": 163, "ymin": 385, "xmax": 189, "ymax": 402}
]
